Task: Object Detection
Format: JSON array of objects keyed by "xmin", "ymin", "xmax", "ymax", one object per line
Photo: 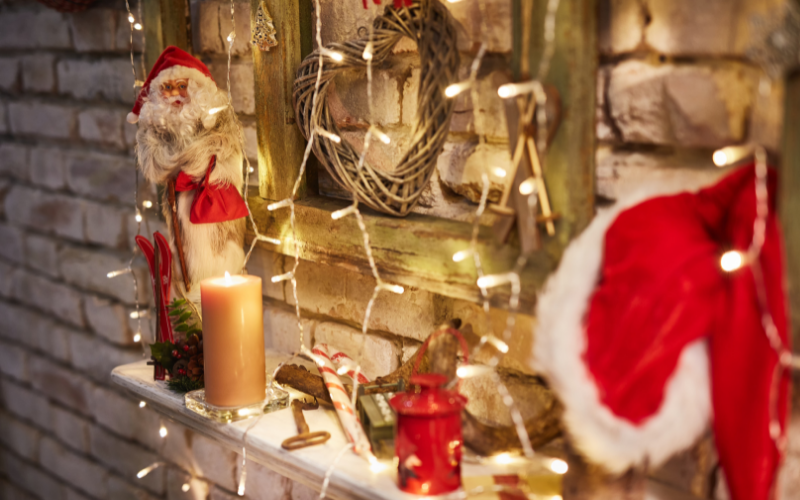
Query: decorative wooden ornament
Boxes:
[
  {"xmin": 293, "ymin": 0, "xmax": 459, "ymax": 216},
  {"xmin": 252, "ymin": 1, "xmax": 278, "ymax": 52}
]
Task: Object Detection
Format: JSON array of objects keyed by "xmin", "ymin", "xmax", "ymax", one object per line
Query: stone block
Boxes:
[
  {"xmin": 0, "ymin": 56, "xmax": 20, "ymax": 91},
  {"xmin": 40, "ymin": 435, "xmax": 109, "ymax": 498},
  {"xmin": 28, "ymin": 355, "xmax": 94, "ymax": 415},
  {"xmin": 313, "ymin": 321, "xmax": 399, "ymax": 378},
  {"xmin": 0, "ymin": 142, "xmax": 30, "ymax": 180},
  {"xmin": 608, "ymin": 60, "xmax": 756, "ymax": 147},
  {"xmin": 436, "ymin": 141, "xmax": 510, "ymax": 203},
  {"xmin": 25, "ymin": 233, "xmax": 62, "ymax": 278},
  {"xmin": 0, "ymin": 449, "xmax": 66, "ymax": 500},
  {"xmin": 247, "ymin": 247, "xmax": 284, "ymax": 300},
  {"xmin": 107, "ymin": 474, "xmax": 162, "ymax": 500},
  {"xmin": 202, "ymin": 0, "xmax": 252, "ymax": 56},
  {"xmin": 243, "ymin": 122, "xmax": 258, "ymax": 162},
  {"xmin": 0, "ymin": 411, "xmax": 40, "ymax": 460},
  {"xmin": 5, "ymin": 186, "xmax": 84, "ymax": 241},
  {"xmin": 11, "ymin": 269, "xmax": 85, "ymax": 327},
  {"xmin": 41, "ymin": 323, "xmax": 74, "ymax": 364},
  {"xmin": 0, "ymin": 339, "xmax": 28, "ymax": 381},
  {"xmin": 0, "ymin": 100, "xmax": 7, "ymax": 135},
  {"xmin": 0, "ymin": 9, "xmax": 71, "ymax": 49},
  {"xmin": 751, "ymin": 79, "xmax": 785, "ymax": 151},
  {"xmin": 0, "ymin": 300, "xmax": 70, "ymax": 361},
  {"xmin": 328, "ymin": 68, "xmax": 401, "ymax": 127},
  {"xmin": 191, "ymin": 433, "xmax": 239, "ymax": 491},
  {"xmin": 193, "ymin": 1, "xmax": 224, "ymax": 54},
  {"xmin": 443, "ymin": 0, "xmax": 512, "ymax": 53},
  {"xmin": 89, "ymin": 425, "xmax": 164, "ymax": 495},
  {"xmin": 78, "ymin": 107, "xmax": 126, "ymax": 149},
  {"xmin": 70, "ymin": 8, "xmax": 118, "ymax": 52},
  {"xmin": 0, "ymin": 260, "xmax": 16, "ymax": 298},
  {"xmin": 596, "ymin": 65, "xmax": 617, "ymax": 143},
  {"xmin": 644, "ymin": 0, "xmax": 734, "ymax": 56},
  {"xmin": 598, "ymin": 0, "xmax": 645, "ymax": 55},
  {"xmin": 29, "ymin": 146, "xmax": 67, "ymax": 190},
  {"xmin": 8, "ymin": 100, "xmax": 77, "ymax": 139},
  {"xmin": 89, "ymin": 384, "xmax": 163, "ymax": 452},
  {"xmin": 57, "ymin": 57, "xmax": 135, "ymax": 104},
  {"xmin": 1, "ymin": 480, "xmax": 37, "ymax": 500},
  {"xmin": 59, "ymin": 245, "xmax": 147, "ymax": 304},
  {"xmin": 595, "ymin": 146, "xmax": 727, "ymax": 201},
  {"xmin": 449, "ymin": 70, "xmax": 509, "ymax": 140},
  {"xmin": 167, "ymin": 467, "xmax": 211, "ymax": 500},
  {"xmin": 0, "ymin": 300, "xmax": 41, "ymax": 343},
  {"xmin": 65, "ymin": 150, "xmax": 137, "ymax": 204},
  {"xmin": 208, "ymin": 486, "xmax": 239, "ymax": 500},
  {"xmin": 21, "ymin": 53, "xmax": 56, "ymax": 93},
  {"xmin": 207, "ymin": 60, "xmax": 255, "ymax": 115},
  {"xmin": 0, "ymin": 377, "xmax": 53, "ymax": 430},
  {"xmin": 84, "ymin": 294, "xmax": 134, "ymax": 344},
  {"xmin": 314, "ymin": 0, "xmax": 374, "ymax": 47},
  {"xmin": 0, "ymin": 222, "xmax": 24, "ymax": 263},
  {"xmin": 84, "ymin": 200, "xmax": 130, "ymax": 249},
  {"xmin": 69, "ymin": 331, "xmax": 142, "ymax": 382},
  {"xmin": 291, "ymin": 259, "xmax": 439, "ymax": 340},
  {"xmin": 263, "ymin": 303, "xmax": 315, "ymax": 353},
  {"xmin": 52, "ymin": 405, "xmax": 90, "ymax": 453},
  {"xmin": 240, "ymin": 461, "xmax": 291, "ymax": 500},
  {"xmin": 159, "ymin": 420, "xmax": 197, "ymax": 472}
]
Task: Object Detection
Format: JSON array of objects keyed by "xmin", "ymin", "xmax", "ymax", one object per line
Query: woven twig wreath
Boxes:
[{"xmin": 293, "ymin": 0, "xmax": 459, "ymax": 216}]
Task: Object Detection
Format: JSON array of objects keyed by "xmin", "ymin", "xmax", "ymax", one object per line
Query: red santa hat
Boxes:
[
  {"xmin": 532, "ymin": 164, "xmax": 791, "ymax": 500},
  {"xmin": 127, "ymin": 46, "xmax": 217, "ymax": 125}
]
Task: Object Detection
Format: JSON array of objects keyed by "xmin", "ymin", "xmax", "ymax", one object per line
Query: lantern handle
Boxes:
[{"xmin": 411, "ymin": 328, "xmax": 470, "ymax": 390}]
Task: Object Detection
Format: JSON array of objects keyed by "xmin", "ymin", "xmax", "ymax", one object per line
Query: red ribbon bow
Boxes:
[
  {"xmin": 362, "ymin": 0, "xmax": 411, "ymax": 9},
  {"xmin": 174, "ymin": 156, "xmax": 249, "ymax": 224}
]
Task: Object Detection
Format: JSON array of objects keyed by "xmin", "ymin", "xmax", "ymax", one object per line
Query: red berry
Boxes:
[
  {"xmin": 178, "ymin": 368, "xmax": 186, "ymax": 375},
  {"xmin": 182, "ymin": 344, "xmax": 190, "ymax": 352},
  {"xmin": 171, "ymin": 349, "xmax": 179, "ymax": 357}
]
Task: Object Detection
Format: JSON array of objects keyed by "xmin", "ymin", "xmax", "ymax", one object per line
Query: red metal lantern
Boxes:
[{"xmin": 389, "ymin": 329, "xmax": 469, "ymax": 496}]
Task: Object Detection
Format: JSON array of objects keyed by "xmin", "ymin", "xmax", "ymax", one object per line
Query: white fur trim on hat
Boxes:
[
  {"xmin": 126, "ymin": 112, "xmax": 139, "ymax": 124},
  {"xmin": 531, "ymin": 187, "xmax": 712, "ymax": 474}
]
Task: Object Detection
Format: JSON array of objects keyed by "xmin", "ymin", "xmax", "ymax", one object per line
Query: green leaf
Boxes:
[
  {"xmin": 178, "ymin": 311, "xmax": 192, "ymax": 323},
  {"xmin": 171, "ymin": 298, "xmax": 187, "ymax": 307},
  {"xmin": 166, "ymin": 376, "xmax": 204, "ymax": 393},
  {"xmin": 188, "ymin": 328, "xmax": 203, "ymax": 336},
  {"xmin": 175, "ymin": 324, "xmax": 190, "ymax": 332},
  {"xmin": 168, "ymin": 309, "xmax": 182, "ymax": 316},
  {"xmin": 150, "ymin": 341, "xmax": 176, "ymax": 371}
]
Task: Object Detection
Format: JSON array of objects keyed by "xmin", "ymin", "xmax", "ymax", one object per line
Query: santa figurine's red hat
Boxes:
[
  {"xmin": 127, "ymin": 46, "xmax": 217, "ymax": 125},
  {"xmin": 533, "ymin": 164, "xmax": 791, "ymax": 500}
]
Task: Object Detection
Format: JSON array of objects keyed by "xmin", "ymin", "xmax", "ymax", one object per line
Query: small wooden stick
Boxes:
[
  {"xmin": 167, "ymin": 180, "xmax": 192, "ymax": 292},
  {"xmin": 497, "ymin": 135, "xmax": 528, "ymax": 208},
  {"xmin": 525, "ymin": 136, "xmax": 555, "ymax": 236}
]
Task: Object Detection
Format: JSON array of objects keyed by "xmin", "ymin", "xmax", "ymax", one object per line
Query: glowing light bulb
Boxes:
[
  {"xmin": 135, "ymin": 211, "xmax": 143, "ymax": 222},
  {"xmin": 452, "ymin": 249, "xmax": 472, "ymax": 262},
  {"xmin": 248, "ymin": 166, "xmax": 254, "ymax": 173},
  {"xmin": 182, "ymin": 483, "xmax": 191, "ymax": 492},
  {"xmin": 485, "ymin": 335, "xmax": 509, "ymax": 353},
  {"xmin": 363, "ymin": 42, "xmax": 373, "ymax": 61},
  {"xmin": 477, "ymin": 272, "xmax": 517, "ymax": 289},
  {"xmin": 494, "ymin": 453, "xmax": 514, "ymax": 465},
  {"xmin": 519, "ymin": 177, "xmax": 537, "ymax": 196},
  {"xmin": 492, "ymin": 167, "xmax": 507, "ymax": 178},
  {"xmin": 227, "ymin": 32, "xmax": 235, "ymax": 43},
  {"xmin": 456, "ymin": 365, "xmax": 493, "ymax": 378},
  {"xmin": 128, "ymin": 14, "xmax": 135, "ymax": 23},
  {"xmin": 139, "ymin": 401, "xmax": 146, "ymax": 408},
  {"xmin": 337, "ymin": 365, "xmax": 349, "ymax": 375},
  {"xmin": 134, "ymin": 23, "xmax": 142, "ymax": 30},
  {"xmin": 142, "ymin": 200, "xmax": 153, "ymax": 208},
  {"xmin": 377, "ymin": 282, "xmax": 404, "ymax": 294},
  {"xmin": 445, "ymin": 81, "xmax": 471, "ymax": 98},
  {"xmin": 133, "ymin": 333, "xmax": 142, "ymax": 342},
  {"xmin": 321, "ymin": 48, "xmax": 344, "ymax": 62},
  {"xmin": 208, "ymin": 106, "xmax": 227, "ymax": 115},
  {"xmin": 256, "ymin": 234, "xmax": 281, "ymax": 245},
  {"xmin": 713, "ymin": 150, "xmax": 728, "ymax": 167},
  {"xmin": 130, "ymin": 310, "xmax": 149, "ymax": 319},
  {"xmin": 720, "ymin": 250, "xmax": 744, "ymax": 272},
  {"xmin": 497, "ymin": 80, "xmax": 540, "ymax": 99},
  {"xmin": 271, "ymin": 271, "xmax": 294, "ymax": 283},
  {"xmin": 267, "ymin": 199, "xmax": 292, "ymax": 211},
  {"xmin": 137, "ymin": 462, "xmax": 163, "ymax": 478},
  {"xmin": 369, "ymin": 126, "xmax": 391, "ymax": 145},
  {"xmin": 549, "ymin": 458, "xmax": 569, "ymax": 474},
  {"xmin": 107, "ymin": 268, "xmax": 131, "ymax": 278},
  {"xmin": 369, "ymin": 459, "xmax": 387, "ymax": 473},
  {"xmin": 159, "ymin": 425, "xmax": 168, "ymax": 438}
]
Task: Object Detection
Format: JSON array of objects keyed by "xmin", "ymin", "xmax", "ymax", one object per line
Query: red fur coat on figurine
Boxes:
[{"xmin": 128, "ymin": 46, "xmax": 248, "ymax": 306}]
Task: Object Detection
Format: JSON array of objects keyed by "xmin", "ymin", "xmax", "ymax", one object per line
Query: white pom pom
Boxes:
[{"xmin": 127, "ymin": 112, "xmax": 139, "ymax": 124}]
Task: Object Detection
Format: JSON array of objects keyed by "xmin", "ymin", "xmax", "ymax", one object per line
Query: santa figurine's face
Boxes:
[{"xmin": 160, "ymin": 79, "xmax": 190, "ymax": 107}]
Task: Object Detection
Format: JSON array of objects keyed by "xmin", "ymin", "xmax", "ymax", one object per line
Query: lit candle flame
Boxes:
[{"xmin": 224, "ymin": 271, "xmax": 232, "ymax": 285}]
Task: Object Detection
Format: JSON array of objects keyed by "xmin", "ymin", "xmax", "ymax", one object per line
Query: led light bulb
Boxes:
[
  {"xmin": 337, "ymin": 365, "xmax": 349, "ymax": 375},
  {"xmin": 133, "ymin": 333, "xmax": 142, "ymax": 342},
  {"xmin": 377, "ymin": 282, "xmax": 404, "ymax": 294},
  {"xmin": 227, "ymin": 32, "xmax": 235, "ymax": 44},
  {"xmin": 452, "ymin": 249, "xmax": 472, "ymax": 262},
  {"xmin": 720, "ymin": 250, "xmax": 744, "ymax": 272},
  {"xmin": 135, "ymin": 210, "xmax": 143, "ymax": 222},
  {"xmin": 142, "ymin": 200, "xmax": 153, "ymax": 208},
  {"xmin": 445, "ymin": 81, "xmax": 471, "ymax": 98},
  {"xmin": 182, "ymin": 483, "xmax": 191, "ymax": 492},
  {"xmin": 369, "ymin": 125, "xmax": 391, "ymax": 145},
  {"xmin": 485, "ymin": 335, "xmax": 509, "ymax": 353},
  {"xmin": 128, "ymin": 14, "xmax": 135, "ymax": 23},
  {"xmin": 456, "ymin": 365, "xmax": 493, "ymax": 378},
  {"xmin": 712, "ymin": 150, "xmax": 728, "ymax": 167},
  {"xmin": 134, "ymin": 22, "xmax": 142, "ymax": 30},
  {"xmin": 271, "ymin": 271, "xmax": 294, "ymax": 283},
  {"xmin": 267, "ymin": 199, "xmax": 292, "ymax": 211},
  {"xmin": 712, "ymin": 145, "xmax": 755, "ymax": 167},
  {"xmin": 363, "ymin": 42, "xmax": 374, "ymax": 61},
  {"xmin": 331, "ymin": 205, "xmax": 357, "ymax": 220},
  {"xmin": 208, "ymin": 106, "xmax": 227, "ymax": 115},
  {"xmin": 321, "ymin": 48, "xmax": 344, "ymax": 62},
  {"xmin": 139, "ymin": 401, "xmax": 146, "ymax": 408},
  {"xmin": 494, "ymin": 452, "xmax": 514, "ymax": 465},
  {"xmin": 248, "ymin": 166, "xmax": 255, "ymax": 173},
  {"xmin": 519, "ymin": 177, "xmax": 537, "ymax": 196},
  {"xmin": 492, "ymin": 167, "xmax": 507, "ymax": 178},
  {"xmin": 159, "ymin": 425, "xmax": 168, "ymax": 438},
  {"xmin": 137, "ymin": 462, "xmax": 163, "ymax": 478},
  {"xmin": 130, "ymin": 310, "xmax": 149, "ymax": 319},
  {"xmin": 477, "ymin": 272, "xmax": 517, "ymax": 289},
  {"xmin": 107, "ymin": 268, "xmax": 131, "ymax": 278},
  {"xmin": 497, "ymin": 80, "xmax": 540, "ymax": 99},
  {"xmin": 257, "ymin": 234, "xmax": 281, "ymax": 245},
  {"xmin": 549, "ymin": 458, "xmax": 569, "ymax": 474}
]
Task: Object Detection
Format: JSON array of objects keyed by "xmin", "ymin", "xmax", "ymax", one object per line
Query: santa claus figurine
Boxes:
[{"xmin": 128, "ymin": 46, "xmax": 248, "ymax": 306}]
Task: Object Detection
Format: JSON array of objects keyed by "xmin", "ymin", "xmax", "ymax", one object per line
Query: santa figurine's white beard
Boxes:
[{"xmin": 138, "ymin": 81, "xmax": 227, "ymax": 145}]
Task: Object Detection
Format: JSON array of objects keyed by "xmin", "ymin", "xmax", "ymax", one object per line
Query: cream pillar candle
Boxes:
[{"xmin": 200, "ymin": 272, "xmax": 266, "ymax": 407}]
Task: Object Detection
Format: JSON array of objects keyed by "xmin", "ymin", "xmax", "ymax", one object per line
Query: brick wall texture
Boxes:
[{"xmin": 0, "ymin": 0, "xmax": 797, "ymax": 500}]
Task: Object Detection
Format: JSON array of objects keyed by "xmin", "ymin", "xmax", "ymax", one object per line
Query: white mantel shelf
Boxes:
[{"xmin": 112, "ymin": 353, "xmax": 701, "ymax": 500}]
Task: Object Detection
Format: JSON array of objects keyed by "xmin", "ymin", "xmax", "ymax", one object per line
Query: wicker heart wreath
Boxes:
[{"xmin": 293, "ymin": 0, "xmax": 459, "ymax": 216}]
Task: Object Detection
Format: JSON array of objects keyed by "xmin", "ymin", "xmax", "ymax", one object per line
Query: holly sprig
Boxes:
[{"xmin": 149, "ymin": 298, "xmax": 204, "ymax": 393}]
